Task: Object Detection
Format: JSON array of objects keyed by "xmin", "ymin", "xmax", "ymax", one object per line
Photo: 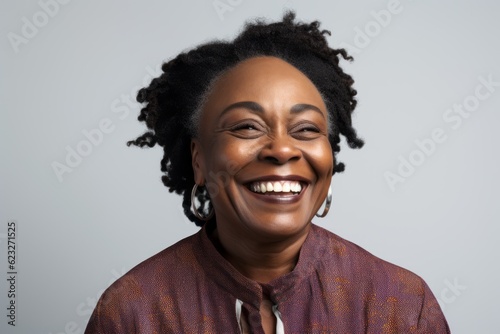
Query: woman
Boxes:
[{"xmin": 85, "ymin": 11, "xmax": 450, "ymax": 333}]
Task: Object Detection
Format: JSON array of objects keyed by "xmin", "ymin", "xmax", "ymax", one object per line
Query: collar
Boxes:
[{"xmin": 193, "ymin": 221, "xmax": 327, "ymax": 309}]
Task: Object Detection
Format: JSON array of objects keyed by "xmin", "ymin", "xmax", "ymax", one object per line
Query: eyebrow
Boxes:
[{"xmin": 219, "ymin": 101, "xmax": 325, "ymax": 119}]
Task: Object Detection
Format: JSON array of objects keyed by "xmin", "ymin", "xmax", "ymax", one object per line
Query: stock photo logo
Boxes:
[
  {"xmin": 212, "ymin": 0, "xmax": 244, "ymax": 21},
  {"xmin": 384, "ymin": 74, "xmax": 499, "ymax": 192},
  {"xmin": 48, "ymin": 268, "xmax": 129, "ymax": 334},
  {"xmin": 339, "ymin": 0, "xmax": 408, "ymax": 55},
  {"xmin": 51, "ymin": 65, "xmax": 162, "ymax": 183},
  {"xmin": 7, "ymin": 0, "xmax": 72, "ymax": 54}
]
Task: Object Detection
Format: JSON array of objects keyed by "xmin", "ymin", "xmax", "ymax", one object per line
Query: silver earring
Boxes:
[
  {"xmin": 191, "ymin": 184, "xmax": 214, "ymax": 221},
  {"xmin": 315, "ymin": 185, "xmax": 332, "ymax": 218}
]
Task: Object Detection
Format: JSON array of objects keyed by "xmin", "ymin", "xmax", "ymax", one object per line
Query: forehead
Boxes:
[{"xmin": 202, "ymin": 56, "xmax": 327, "ymax": 112}]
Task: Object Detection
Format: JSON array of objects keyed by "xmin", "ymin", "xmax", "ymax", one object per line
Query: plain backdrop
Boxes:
[{"xmin": 1, "ymin": 1, "xmax": 499, "ymax": 333}]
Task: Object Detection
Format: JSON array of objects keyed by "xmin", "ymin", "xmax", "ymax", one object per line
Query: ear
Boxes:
[{"xmin": 191, "ymin": 138, "xmax": 205, "ymax": 185}]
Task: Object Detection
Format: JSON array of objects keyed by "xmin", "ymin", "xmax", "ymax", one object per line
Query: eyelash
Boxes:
[
  {"xmin": 293, "ymin": 124, "xmax": 320, "ymax": 133},
  {"xmin": 231, "ymin": 122, "xmax": 319, "ymax": 130},
  {"xmin": 231, "ymin": 122, "xmax": 259, "ymax": 131},
  {"xmin": 228, "ymin": 121, "xmax": 322, "ymax": 139}
]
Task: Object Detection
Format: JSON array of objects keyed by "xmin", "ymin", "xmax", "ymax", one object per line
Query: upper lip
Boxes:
[{"xmin": 243, "ymin": 175, "xmax": 310, "ymax": 184}]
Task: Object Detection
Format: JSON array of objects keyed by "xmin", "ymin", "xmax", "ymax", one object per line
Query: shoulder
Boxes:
[
  {"xmin": 110, "ymin": 230, "xmax": 201, "ymax": 296},
  {"xmin": 312, "ymin": 223, "xmax": 425, "ymax": 287},
  {"xmin": 126, "ymin": 231, "xmax": 201, "ymax": 282},
  {"xmin": 310, "ymin": 224, "xmax": 450, "ymax": 332},
  {"xmin": 84, "ymin": 231, "xmax": 202, "ymax": 333},
  {"xmin": 310, "ymin": 224, "xmax": 431, "ymax": 307}
]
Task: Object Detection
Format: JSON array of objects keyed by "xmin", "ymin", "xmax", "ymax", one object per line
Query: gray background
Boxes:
[{"xmin": 1, "ymin": 0, "xmax": 499, "ymax": 333}]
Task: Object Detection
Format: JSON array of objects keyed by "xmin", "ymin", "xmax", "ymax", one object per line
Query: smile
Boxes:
[
  {"xmin": 243, "ymin": 175, "xmax": 309, "ymax": 204},
  {"xmin": 248, "ymin": 180, "xmax": 303, "ymax": 194}
]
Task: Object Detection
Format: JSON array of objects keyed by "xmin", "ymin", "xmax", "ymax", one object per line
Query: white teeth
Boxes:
[
  {"xmin": 249, "ymin": 181, "xmax": 303, "ymax": 194},
  {"xmin": 266, "ymin": 182, "xmax": 274, "ymax": 192},
  {"xmin": 273, "ymin": 182, "xmax": 282, "ymax": 192},
  {"xmin": 282, "ymin": 182, "xmax": 291, "ymax": 192}
]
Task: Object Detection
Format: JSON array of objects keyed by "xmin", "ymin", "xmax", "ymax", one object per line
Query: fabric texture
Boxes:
[{"xmin": 85, "ymin": 222, "xmax": 451, "ymax": 333}]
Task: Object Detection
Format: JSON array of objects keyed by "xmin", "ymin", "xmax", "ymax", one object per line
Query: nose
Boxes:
[{"xmin": 257, "ymin": 132, "xmax": 302, "ymax": 164}]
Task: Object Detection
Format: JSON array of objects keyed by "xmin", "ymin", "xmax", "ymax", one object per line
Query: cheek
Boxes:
[
  {"xmin": 204, "ymin": 138, "xmax": 257, "ymax": 184},
  {"xmin": 304, "ymin": 139, "xmax": 334, "ymax": 178}
]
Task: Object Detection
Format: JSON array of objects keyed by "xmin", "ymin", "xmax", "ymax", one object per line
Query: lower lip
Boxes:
[{"xmin": 244, "ymin": 185, "xmax": 307, "ymax": 204}]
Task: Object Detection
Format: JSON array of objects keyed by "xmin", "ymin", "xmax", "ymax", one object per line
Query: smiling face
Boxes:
[{"xmin": 191, "ymin": 56, "xmax": 334, "ymax": 242}]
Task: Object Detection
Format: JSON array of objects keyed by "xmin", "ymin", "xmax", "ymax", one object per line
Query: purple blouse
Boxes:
[{"xmin": 85, "ymin": 222, "xmax": 450, "ymax": 333}]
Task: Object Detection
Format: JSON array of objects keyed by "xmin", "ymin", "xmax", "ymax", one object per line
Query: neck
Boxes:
[{"xmin": 210, "ymin": 222, "xmax": 311, "ymax": 284}]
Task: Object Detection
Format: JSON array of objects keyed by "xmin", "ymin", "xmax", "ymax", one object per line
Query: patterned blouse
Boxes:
[{"xmin": 85, "ymin": 222, "xmax": 451, "ymax": 333}]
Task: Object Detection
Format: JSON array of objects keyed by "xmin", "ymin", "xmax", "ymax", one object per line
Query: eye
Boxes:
[
  {"xmin": 233, "ymin": 123, "xmax": 257, "ymax": 131},
  {"xmin": 228, "ymin": 121, "xmax": 264, "ymax": 139},
  {"xmin": 290, "ymin": 122, "xmax": 322, "ymax": 140},
  {"xmin": 299, "ymin": 126, "xmax": 319, "ymax": 132}
]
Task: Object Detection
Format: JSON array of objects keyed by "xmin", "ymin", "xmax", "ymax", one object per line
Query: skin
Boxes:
[{"xmin": 191, "ymin": 56, "xmax": 334, "ymax": 333}]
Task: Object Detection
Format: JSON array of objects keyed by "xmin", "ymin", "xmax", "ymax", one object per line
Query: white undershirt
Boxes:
[{"xmin": 236, "ymin": 299, "xmax": 285, "ymax": 334}]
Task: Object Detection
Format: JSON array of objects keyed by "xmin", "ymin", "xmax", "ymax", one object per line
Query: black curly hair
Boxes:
[{"xmin": 126, "ymin": 10, "xmax": 364, "ymax": 226}]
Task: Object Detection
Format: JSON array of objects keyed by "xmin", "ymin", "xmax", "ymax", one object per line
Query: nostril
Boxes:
[
  {"xmin": 264, "ymin": 156, "xmax": 281, "ymax": 164},
  {"xmin": 258, "ymin": 143, "xmax": 302, "ymax": 164}
]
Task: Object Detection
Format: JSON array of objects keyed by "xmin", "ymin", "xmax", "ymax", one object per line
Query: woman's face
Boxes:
[{"xmin": 191, "ymin": 56, "xmax": 333, "ymax": 240}]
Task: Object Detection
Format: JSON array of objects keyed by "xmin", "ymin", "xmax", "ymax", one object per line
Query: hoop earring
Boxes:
[
  {"xmin": 191, "ymin": 184, "xmax": 214, "ymax": 221},
  {"xmin": 315, "ymin": 185, "xmax": 332, "ymax": 218}
]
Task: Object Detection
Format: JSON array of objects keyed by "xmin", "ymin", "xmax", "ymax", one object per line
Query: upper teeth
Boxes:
[{"xmin": 250, "ymin": 181, "xmax": 302, "ymax": 194}]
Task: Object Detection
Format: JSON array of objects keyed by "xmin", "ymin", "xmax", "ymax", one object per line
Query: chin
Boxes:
[{"xmin": 243, "ymin": 213, "xmax": 312, "ymax": 240}]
